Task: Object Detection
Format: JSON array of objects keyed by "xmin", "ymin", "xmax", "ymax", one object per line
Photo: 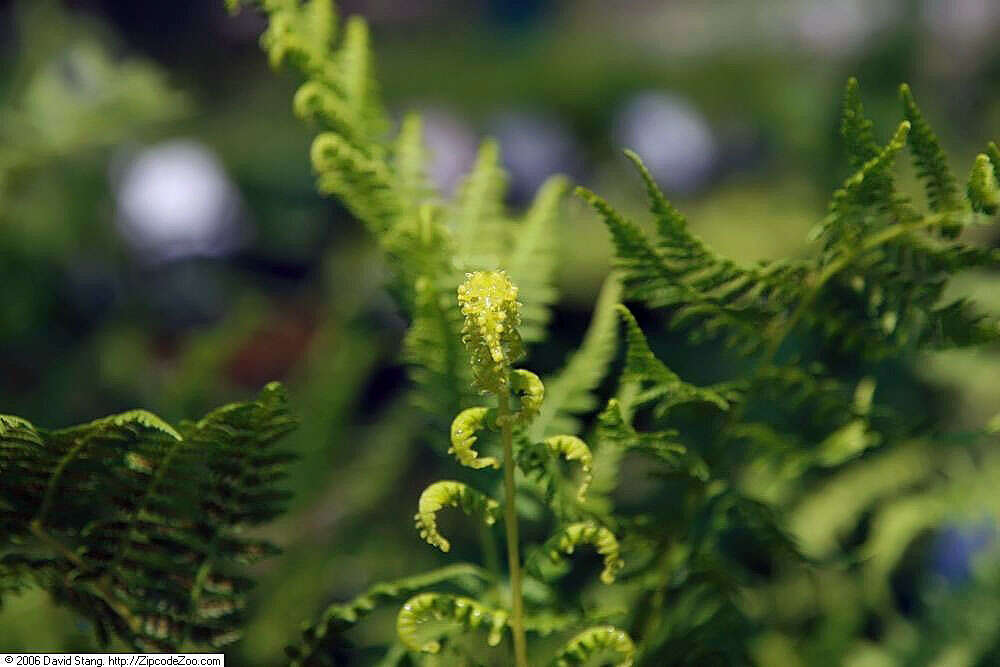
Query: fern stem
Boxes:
[{"xmin": 498, "ymin": 391, "xmax": 529, "ymax": 667}]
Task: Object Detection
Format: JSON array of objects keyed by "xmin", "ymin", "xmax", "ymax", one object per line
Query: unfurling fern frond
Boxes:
[
  {"xmin": 510, "ymin": 368, "xmax": 545, "ymax": 426},
  {"xmin": 285, "ymin": 564, "xmax": 491, "ymax": 666},
  {"xmin": 457, "ymin": 270, "xmax": 526, "ymax": 394},
  {"xmin": 414, "ymin": 481, "xmax": 501, "ymax": 552},
  {"xmin": 0, "ymin": 383, "xmax": 296, "ymax": 651},
  {"xmin": 541, "ymin": 522, "xmax": 624, "ymax": 584},
  {"xmin": 449, "ymin": 407, "xmax": 500, "ymax": 469},
  {"xmin": 516, "ymin": 434, "xmax": 595, "ymax": 508},
  {"xmin": 551, "ymin": 626, "xmax": 635, "ymax": 667},
  {"xmin": 541, "ymin": 436, "xmax": 593, "ymax": 502},
  {"xmin": 396, "ymin": 592, "xmax": 509, "ymax": 654},
  {"xmin": 968, "ymin": 153, "xmax": 1000, "ymax": 215}
]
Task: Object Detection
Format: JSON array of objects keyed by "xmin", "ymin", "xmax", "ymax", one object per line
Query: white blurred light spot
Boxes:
[
  {"xmin": 114, "ymin": 140, "xmax": 243, "ymax": 263},
  {"xmin": 614, "ymin": 91, "xmax": 716, "ymax": 195}
]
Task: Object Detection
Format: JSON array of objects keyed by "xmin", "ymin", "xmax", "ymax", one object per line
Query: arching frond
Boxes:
[
  {"xmin": 541, "ymin": 522, "xmax": 624, "ymax": 584},
  {"xmin": 551, "ymin": 626, "xmax": 635, "ymax": 667},
  {"xmin": 396, "ymin": 592, "xmax": 508, "ymax": 654},
  {"xmin": 0, "ymin": 383, "xmax": 296, "ymax": 651},
  {"xmin": 511, "ymin": 369, "xmax": 545, "ymax": 426},
  {"xmin": 449, "ymin": 407, "xmax": 499, "ymax": 470},
  {"xmin": 286, "ymin": 564, "xmax": 491, "ymax": 666},
  {"xmin": 414, "ymin": 481, "xmax": 501, "ymax": 553}
]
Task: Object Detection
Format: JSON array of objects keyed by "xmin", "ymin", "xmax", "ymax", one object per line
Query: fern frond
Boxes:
[
  {"xmin": 900, "ymin": 84, "xmax": 962, "ymax": 220},
  {"xmin": 286, "ymin": 564, "xmax": 491, "ymax": 666},
  {"xmin": 596, "ymin": 399, "xmax": 707, "ymax": 480},
  {"xmin": 840, "ymin": 77, "xmax": 881, "ymax": 168},
  {"xmin": 396, "ymin": 592, "xmax": 508, "ymax": 654},
  {"xmin": 617, "ymin": 305, "xmax": 731, "ymax": 415},
  {"xmin": 574, "ymin": 185, "xmax": 679, "ymax": 311},
  {"xmin": 507, "ymin": 175, "xmax": 567, "ymax": 342},
  {"xmin": 541, "ymin": 522, "xmax": 624, "ymax": 584},
  {"xmin": 310, "ymin": 132, "xmax": 399, "ymax": 234},
  {"xmin": 551, "ymin": 626, "xmax": 635, "ymax": 667},
  {"xmin": 449, "ymin": 407, "xmax": 500, "ymax": 470},
  {"xmin": 511, "ymin": 369, "xmax": 545, "ymax": 426},
  {"xmin": 579, "ymin": 164, "xmax": 806, "ymax": 353},
  {"xmin": 968, "ymin": 153, "xmax": 1000, "ymax": 215},
  {"xmin": 333, "ymin": 16, "xmax": 388, "ymax": 143},
  {"xmin": 452, "ymin": 140, "xmax": 508, "ymax": 271},
  {"xmin": 403, "ymin": 276, "xmax": 475, "ymax": 427},
  {"xmin": 68, "ymin": 409, "xmax": 183, "ymax": 442},
  {"xmin": 530, "ymin": 274, "xmax": 622, "ymax": 440},
  {"xmin": 393, "ymin": 113, "xmax": 433, "ymax": 216},
  {"xmin": 258, "ymin": 0, "xmax": 337, "ymax": 73},
  {"xmin": 552, "ymin": 625, "xmax": 635, "ymax": 667},
  {"xmin": 0, "ymin": 383, "xmax": 296, "ymax": 651},
  {"xmin": 542, "ymin": 436, "xmax": 593, "ymax": 502},
  {"xmin": 517, "ymin": 434, "xmax": 595, "ymax": 509},
  {"xmin": 414, "ymin": 481, "xmax": 501, "ymax": 553}
]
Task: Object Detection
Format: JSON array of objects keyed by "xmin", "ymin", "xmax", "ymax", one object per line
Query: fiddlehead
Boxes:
[
  {"xmin": 510, "ymin": 368, "xmax": 544, "ymax": 426},
  {"xmin": 969, "ymin": 153, "xmax": 1000, "ymax": 215},
  {"xmin": 396, "ymin": 592, "xmax": 508, "ymax": 654},
  {"xmin": 551, "ymin": 626, "xmax": 636, "ymax": 667},
  {"xmin": 449, "ymin": 407, "xmax": 499, "ymax": 470},
  {"xmin": 286, "ymin": 564, "xmax": 491, "ymax": 665},
  {"xmin": 414, "ymin": 481, "xmax": 501, "ymax": 553},
  {"xmin": 541, "ymin": 522, "xmax": 625, "ymax": 584},
  {"xmin": 457, "ymin": 270, "xmax": 524, "ymax": 394},
  {"xmin": 542, "ymin": 436, "xmax": 594, "ymax": 502},
  {"xmin": 517, "ymin": 435, "xmax": 594, "ymax": 504}
]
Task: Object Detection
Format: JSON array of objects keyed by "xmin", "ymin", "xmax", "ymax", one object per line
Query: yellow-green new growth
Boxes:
[
  {"xmin": 414, "ymin": 480, "xmax": 500, "ymax": 552},
  {"xmin": 458, "ymin": 271, "xmax": 525, "ymax": 393},
  {"xmin": 450, "ymin": 407, "xmax": 500, "ymax": 469},
  {"xmin": 396, "ymin": 592, "xmax": 509, "ymax": 654}
]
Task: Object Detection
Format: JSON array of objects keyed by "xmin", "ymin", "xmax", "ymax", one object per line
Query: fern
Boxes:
[
  {"xmin": 285, "ymin": 564, "xmax": 491, "ymax": 665},
  {"xmin": 529, "ymin": 273, "xmax": 622, "ymax": 441},
  {"xmin": 218, "ymin": 3, "xmax": 1000, "ymax": 663},
  {"xmin": 0, "ymin": 383, "xmax": 296, "ymax": 651},
  {"xmin": 414, "ymin": 481, "xmax": 501, "ymax": 553},
  {"xmin": 539, "ymin": 522, "xmax": 624, "ymax": 585},
  {"xmin": 551, "ymin": 626, "xmax": 635, "ymax": 667},
  {"xmin": 582, "ymin": 81, "xmax": 1000, "ymax": 362},
  {"xmin": 396, "ymin": 592, "xmax": 509, "ymax": 655}
]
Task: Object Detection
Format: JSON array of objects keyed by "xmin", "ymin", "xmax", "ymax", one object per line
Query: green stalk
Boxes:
[{"xmin": 498, "ymin": 391, "xmax": 529, "ymax": 667}]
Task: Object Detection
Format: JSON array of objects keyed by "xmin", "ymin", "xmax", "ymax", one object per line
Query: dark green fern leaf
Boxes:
[{"xmin": 0, "ymin": 384, "xmax": 296, "ymax": 651}]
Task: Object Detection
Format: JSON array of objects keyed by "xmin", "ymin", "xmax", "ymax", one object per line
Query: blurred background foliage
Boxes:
[{"xmin": 1, "ymin": 0, "xmax": 1000, "ymax": 664}]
